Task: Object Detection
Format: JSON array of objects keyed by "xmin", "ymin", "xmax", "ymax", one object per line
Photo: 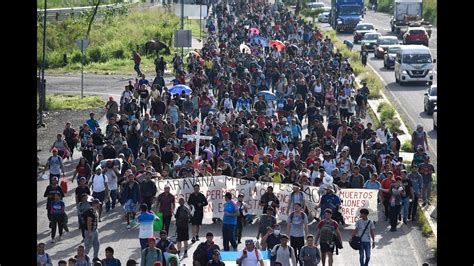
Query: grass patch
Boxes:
[
  {"xmin": 185, "ymin": 18, "xmax": 208, "ymax": 39},
  {"xmin": 37, "ymin": 0, "xmax": 121, "ymax": 9},
  {"xmin": 401, "ymin": 139, "xmax": 412, "ymax": 152},
  {"xmin": 38, "ymin": 7, "xmax": 181, "ymax": 74},
  {"xmin": 377, "ymin": 102, "xmax": 389, "ymax": 113},
  {"xmin": 45, "ymin": 94, "xmax": 105, "ymax": 110},
  {"xmin": 379, "ymin": 103, "xmax": 395, "ymax": 121},
  {"xmin": 416, "ymin": 205, "xmax": 433, "ymax": 237}
]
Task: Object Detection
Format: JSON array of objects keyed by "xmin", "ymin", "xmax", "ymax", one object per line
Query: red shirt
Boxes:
[
  {"xmin": 381, "ymin": 178, "xmax": 396, "ymax": 197},
  {"xmin": 157, "ymin": 192, "xmax": 175, "ymax": 215},
  {"xmin": 76, "ymin": 165, "xmax": 87, "ymax": 177},
  {"xmin": 317, "ymin": 219, "xmax": 339, "ymax": 230}
]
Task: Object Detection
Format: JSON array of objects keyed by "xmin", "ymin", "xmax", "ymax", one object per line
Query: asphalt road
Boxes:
[{"xmin": 318, "ymin": 1, "xmax": 438, "ymax": 166}]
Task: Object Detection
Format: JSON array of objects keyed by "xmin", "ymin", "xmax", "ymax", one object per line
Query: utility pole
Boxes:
[
  {"xmin": 181, "ymin": 0, "xmax": 184, "ymax": 59},
  {"xmin": 40, "ymin": 0, "xmax": 48, "ymax": 124}
]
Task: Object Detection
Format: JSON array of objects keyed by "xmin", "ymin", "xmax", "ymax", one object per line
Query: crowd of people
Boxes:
[{"xmin": 39, "ymin": 0, "xmax": 435, "ymax": 265}]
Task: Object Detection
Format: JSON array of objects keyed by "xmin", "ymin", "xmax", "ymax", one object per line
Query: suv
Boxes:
[
  {"xmin": 361, "ymin": 32, "xmax": 382, "ymax": 51},
  {"xmin": 423, "ymin": 85, "xmax": 437, "ymax": 115},
  {"xmin": 403, "ymin": 27, "xmax": 429, "ymax": 46},
  {"xmin": 374, "ymin": 36, "xmax": 399, "ymax": 59},
  {"xmin": 353, "ymin": 23, "xmax": 375, "ymax": 43}
]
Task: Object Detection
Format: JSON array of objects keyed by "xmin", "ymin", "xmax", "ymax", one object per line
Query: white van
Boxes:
[{"xmin": 394, "ymin": 45, "xmax": 436, "ymax": 86}]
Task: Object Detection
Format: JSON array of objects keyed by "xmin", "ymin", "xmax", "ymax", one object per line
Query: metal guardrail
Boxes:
[{"xmin": 37, "ymin": 3, "xmax": 135, "ymax": 14}]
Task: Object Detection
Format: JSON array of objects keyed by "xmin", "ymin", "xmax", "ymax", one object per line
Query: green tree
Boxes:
[{"xmin": 301, "ymin": 8, "xmax": 323, "ymax": 23}]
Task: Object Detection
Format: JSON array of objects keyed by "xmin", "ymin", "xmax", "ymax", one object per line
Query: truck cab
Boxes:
[
  {"xmin": 394, "ymin": 45, "xmax": 436, "ymax": 86},
  {"xmin": 330, "ymin": 0, "xmax": 364, "ymax": 32},
  {"xmin": 390, "ymin": 0, "xmax": 432, "ymax": 37}
]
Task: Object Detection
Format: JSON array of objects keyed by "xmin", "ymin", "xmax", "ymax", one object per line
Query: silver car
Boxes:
[{"xmin": 318, "ymin": 11, "xmax": 330, "ymax": 23}]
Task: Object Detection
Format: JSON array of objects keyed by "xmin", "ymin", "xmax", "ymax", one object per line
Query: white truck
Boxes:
[{"xmin": 390, "ymin": 0, "xmax": 432, "ymax": 38}]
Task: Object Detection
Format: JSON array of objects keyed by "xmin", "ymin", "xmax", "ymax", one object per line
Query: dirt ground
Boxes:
[{"xmin": 37, "ymin": 108, "xmax": 104, "ymax": 163}]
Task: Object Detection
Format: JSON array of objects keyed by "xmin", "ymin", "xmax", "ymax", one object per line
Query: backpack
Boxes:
[
  {"xmin": 176, "ymin": 206, "xmax": 191, "ymax": 227},
  {"xmin": 319, "ymin": 221, "xmax": 337, "ymax": 244},
  {"xmin": 271, "ymin": 244, "xmax": 294, "ymax": 263},
  {"xmin": 91, "ymin": 174, "xmax": 106, "ymax": 186}
]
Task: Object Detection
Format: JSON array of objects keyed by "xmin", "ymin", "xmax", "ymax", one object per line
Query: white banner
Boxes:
[{"xmin": 155, "ymin": 176, "xmax": 377, "ymax": 225}]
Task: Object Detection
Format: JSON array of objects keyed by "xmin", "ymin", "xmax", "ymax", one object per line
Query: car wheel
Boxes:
[{"xmin": 428, "ymin": 81, "xmax": 433, "ymax": 86}]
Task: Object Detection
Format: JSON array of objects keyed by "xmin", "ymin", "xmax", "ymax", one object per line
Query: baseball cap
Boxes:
[
  {"xmin": 148, "ymin": 236, "xmax": 157, "ymax": 242},
  {"xmin": 245, "ymin": 239, "xmax": 255, "ymax": 245}
]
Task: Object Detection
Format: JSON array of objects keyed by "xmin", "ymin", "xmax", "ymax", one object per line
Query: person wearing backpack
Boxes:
[
  {"xmin": 286, "ymin": 203, "xmax": 309, "ymax": 260},
  {"xmin": 156, "ymin": 230, "xmax": 179, "ymax": 266},
  {"xmin": 270, "ymin": 234, "xmax": 296, "ymax": 266},
  {"xmin": 193, "ymin": 232, "xmax": 220, "ymax": 266},
  {"xmin": 175, "ymin": 198, "xmax": 191, "ymax": 259},
  {"xmin": 350, "ymin": 208, "xmax": 375, "ymax": 266},
  {"xmin": 236, "ymin": 239, "xmax": 264, "ymax": 266},
  {"xmin": 89, "ymin": 167, "xmax": 109, "ymax": 222},
  {"xmin": 41, "ymin": 148, "xmax": 66, "ymax": 184},
  {"xmin": 122, "ymin": 173, "xmax": 141, "ymax": 229},
  {"xmin": 101, "ymin": 246, "xmax": 122, "ymax": 266},
  {"xmin": 315, "ymin": 209, "xmax": 342, "ymax": 266},
  {"xmin": 299, "ymin": 235, "xmax": 321, "ymax": 266},
  {"xmin": 37, "ymin": 242, "xmax": 53, "ymax": 266},
  {"xmin": 141, "ymin": 237, "xmax": 163, "ymax": 266}
]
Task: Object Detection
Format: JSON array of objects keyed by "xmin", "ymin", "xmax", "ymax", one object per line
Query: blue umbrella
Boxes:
[
  {"xmin": 251, "ymin": 36, "xmax": 268, "ymax": 47},
  {"xmin": 169, "ymin": 85, "xmax": 192, "ymax": 95},
  {"xmin": 256, "ymin": 90, "xmax": 277, "ymax": 101}
]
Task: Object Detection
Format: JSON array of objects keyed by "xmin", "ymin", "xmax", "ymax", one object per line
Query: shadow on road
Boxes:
[{"xmin": 386, "ymin": 82, "xmax": 428, "ymax": 92}]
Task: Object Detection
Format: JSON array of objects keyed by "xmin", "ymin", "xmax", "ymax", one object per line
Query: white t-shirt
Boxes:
[
  {"xmin": 314, "ymin": 84, "xmax": 323, "ymax": 94},
  {"xmin": 238, "ymin": 248, "xmax": 264, "ymax": 266},
  {"xmin": 90, "ymin": 174, "xmax": 108, "ymax": 193},
  {"xmin": 105, "ymin": 167, "xmax": 119, "ymax": 190},
  {"xmin": 137, "ymin": 211, "xmax": 158, "ymax": 239}
]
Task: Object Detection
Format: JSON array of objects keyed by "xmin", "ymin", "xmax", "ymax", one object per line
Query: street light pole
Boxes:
[
  {"xmin": 181, "ymin": 0, "xmax": 184, "ymax": 59},
  {"xmin": 40, "ymin": 0, "xmax": 47, "ymax": 124}
]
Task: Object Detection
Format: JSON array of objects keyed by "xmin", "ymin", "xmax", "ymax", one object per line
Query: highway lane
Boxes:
[{"xmin": 316, "ymin": 2, "xmax": 437, "ymax": 164}]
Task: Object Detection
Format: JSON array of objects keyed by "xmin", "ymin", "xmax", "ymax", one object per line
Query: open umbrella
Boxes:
[
  {"xmin": 251, "ymin": 36, "xmax": 268, "ymax": 47},
  {"xmin": 186, "ymin": 50, "xmax": 201, "ymax": 58},
  {"xmin": 248, "ymin": 28, "xmax": 260, "ymax": 35},
  {"xmin": 240, "ymin": 43, "xmax": 251, "ymax": 54},
  {"xmin": 169, "ymin": 84, "xmax": 192, "ymax": 95},
  {"xmin": 270, "ymin": 40, "xmax": 286, "ymax": 51},
  {"xmin": 256, "ymin": 90, "xmax": 277, "ymax": 101}
]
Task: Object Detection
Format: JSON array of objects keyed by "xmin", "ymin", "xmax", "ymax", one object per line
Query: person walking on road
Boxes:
[
  {"xmin": 222, "ymin": 192, "xmax": 239, "ymax": 251},
  {"xmin": 384, "ymin": 177, "xmax": 405, "ymax": 232},
  {"xmin": 261, "ymin": 224, "xmax": 283, "ymax": 251},
  {"xmin": 101, "ymin": 246, "xmax": 122, "ymax": 266},
  {"xmin": 236, "ymin": 239, "xmax": 264, "ymax": 266},
  {"xmin": 270, "ymin": 234, "xmax": 297, "ymax": 266},
  {"xmin": 286, "ymin": 203, "xmax": 309, "ymax": 260},
  {"xmin": 351, "ymin": 208, "xmax": 375, "ymax": 266},
  {"xmin": 137, "ymin": 203, "xmax": 160, "ymax": 250},
  {"xmin": 407, "ymin": 165, "xmax": 423, "ymax": 222},
  {"xmin": 74, "ymin": 244, "xmax": 92, "ymax": 266},
  {"xmin": 141, "ymin": 237, "xmax": 164, "ymax": 266},
  {"xmin": 156, "ymin": 185, "xmax": 176, "ymax": 234},
  {"xmin": 193, "ymin": 232, "xmax": 220, "ymax": 266},
  {"xmin": 315, "ymin": 209, "xmax": 342, "ymax": 266},
  {"xmin": 411, "ymin": 124, "xmax": 429, "ymax": 152},
  {"xmin": 84, "ymin": 198, "xmax": 102, "ymax": 260},
  {"xmin": 122, "ymin": 173, "xmax": 141, "ymax": 229},
  {"xmin": 360, "ymin": 46, "xmax": 368, "ymax": 67},
  {"xmin": 175, "ymin": 198, "xmax": 192, "ymax": 259},
  {"xmin": 299, "ymin": 235, "xmax": 321, "ymax": 266},
  {"xmin": 236, "ymin": 194, "xmax": 251, "ymax": 244},
  {"xmin": 132, "ymin": 46, "xmax": 142, "ymax": 77},
  {"xmin": 42, "ymin": 148, "xmax": 66, "ymax": 184},
  {"xmin": 89, "ymin": 167, "xmax": 109, "ymax": 222},
  {"xmin": 37, "ymin": 242, "xmax": 53, "ymax": 266},
  {"xmin": 257, "ymin": 207, "xmax": 277, "ymax": 241},
  {"xmin": 259, "ymin": 186, "xmax": 280, "ymax": 214},
  {"xmin": 141, "ymin": 172, "xmax": 157, "ymax": 211},
  {"xmin": 187, "ymin": 184, "xmax": 208, "ymax": 243},
  {"xmin": 49, "ymin": 192, "xmax": 66, "ymax": 243},
  {"xmin": 400, "ymin": 170, "xmax": 414, "ymax": 224},
  {"xmin": 419, "ymin": 156, "xmax": 435, "ymax": 206},
  {"xmin": 44, "ymin": 176, "xmax": 65, "ymax": 230}
]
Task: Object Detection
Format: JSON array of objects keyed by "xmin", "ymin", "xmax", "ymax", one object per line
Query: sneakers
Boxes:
[
  {"xmin": 127, "ymin": 224, "xmax": 131, "ymax": 229},
  {"xmin": 58, "ymin": 235, "xmax": 62, "ymax": 241},
  {"xmin": 191, "ymin": 237, "xmax": 196, "ymax": 244},
  {"xmin": 64, "ymin": 226, "xmax": 69, "ymax": 232},
  {"xmin": 183, "ymin": 251, "xmax": 188, "ymax": 258},
  {"xmin": 196, "ymin": 236, "xmax": 199, "ymax": 241},
  {"xmin": 51, "ymin": 239, "xmax": 55, "ymax": 243}
]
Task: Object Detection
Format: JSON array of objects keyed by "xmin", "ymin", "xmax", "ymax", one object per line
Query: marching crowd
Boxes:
[{"xmin": 38, "ymin": 0, "xmax": 435, "ymax": 265}]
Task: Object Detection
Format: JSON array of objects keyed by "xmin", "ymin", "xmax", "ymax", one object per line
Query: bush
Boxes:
[
  {"xmin": 377, "ymin": 102, "xmax": 390, "ymax": 113},
  {"xmin": 112, "ymin": 49, "xmax": 125, "ymax": 59},
  {"xmin": 385, "ymin": 118, "xmax": 402, "ymax": 134},
  {"xmin": 380, "ymin": 104, "xmax": 395, "ymax": 121},
  {"xmin": 71, "ymin": 52, "xmax": 83, "ymax": 63},
  {"xmin": 401, "ymin": 140, "xmax": 412, "ymax": 152},
  {"xmin": 88, "ymin": 48, "xmax": 103, "ymax": 63}
]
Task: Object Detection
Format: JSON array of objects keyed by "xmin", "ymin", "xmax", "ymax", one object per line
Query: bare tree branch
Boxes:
[{"xmin": 86, "ymin": 0, "xmax": 101, "ymax": 39}]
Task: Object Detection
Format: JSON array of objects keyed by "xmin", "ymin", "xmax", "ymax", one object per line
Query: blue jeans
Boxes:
[
  {"xmin": 106, "ymin": 189, "xmax": 117, "ymax": 211},
  {"xmin": 134, "ymin": 64, "xmax": 142, "ymax": 76},
  {"xmin": 222, "ymin": 223, "xmax": 237, "ymax": 251},
  {"xmin": 401, "ymin": 197, "xmax": 410, "ymax": 223},
  {"xmin": 359, "ymin": 241, "xmax": 371, "ymax": 266}
]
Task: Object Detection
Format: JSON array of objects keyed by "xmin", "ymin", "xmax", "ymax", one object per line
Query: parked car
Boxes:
[
  {"xmin": 432, "ymin": 105, "xmax": 437, "ymax": 130},
  {"xmin": 353, "ymin": 23, "xmax": 375, "ymax": 43},
  {"xmin": 307, "ymin": 2, "xmax": 326, "ymax": 9},
  {"xmin": 374, "ymin": 36, "xmax": 399, "ymax": 58},
  {"xmin": 318, "ymin": 11, "xmax": 330, "ymax": 23},
  {"xmin": 403, "ymin": 27, "xmax": 429, "ymax": 46},
  {"xmin": 424, "ymin": 85, "xmax": 437, "ymax": 115},
  {"xmin": 383, "ymin": 45, "xmax": 402, "ymax": 69},
  {"xmin": 361, "ymin": 32, "xmax": 382, "ymax": 51}
]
